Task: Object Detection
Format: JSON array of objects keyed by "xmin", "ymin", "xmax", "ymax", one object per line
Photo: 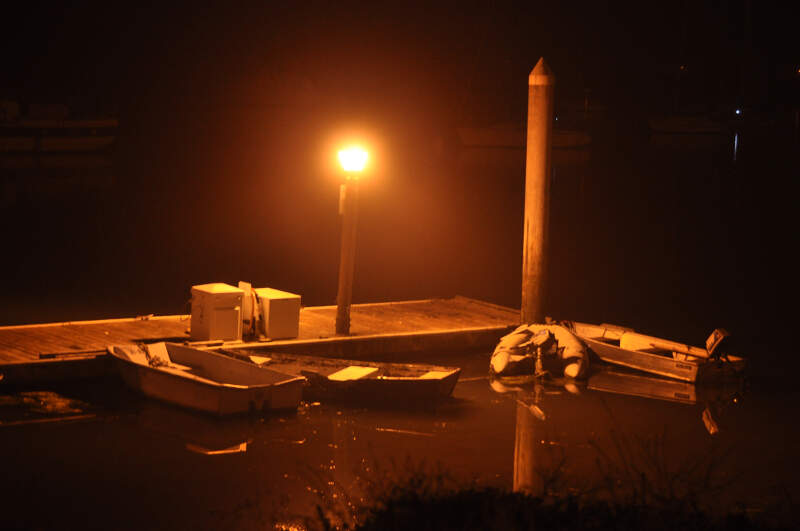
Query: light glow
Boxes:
[{"xmin": 338, "ymin": 146, "xmax": 368, "ymax": 173}]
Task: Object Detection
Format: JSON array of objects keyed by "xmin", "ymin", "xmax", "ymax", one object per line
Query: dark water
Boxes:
[
  {"xmin": 1, "ymin": 110, "xmax": 798, "ymax": 527},
  {"xmin": 1, "ymin": 351, "xmax": 796, "ymax": 529}
]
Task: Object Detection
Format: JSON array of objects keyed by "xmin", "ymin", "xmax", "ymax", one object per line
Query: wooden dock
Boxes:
[{"xmin": 0, "ymin": 296, "xmax": 519, "ymax": 385}]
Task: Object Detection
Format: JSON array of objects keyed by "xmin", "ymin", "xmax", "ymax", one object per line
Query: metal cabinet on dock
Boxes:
[
  {"xmin": 190, "ymin": 283, "xmax": 243, "ymax": 341},
  {"xmin": 254, "ymin": 287, "xmax": 300, "ymax": 339}
]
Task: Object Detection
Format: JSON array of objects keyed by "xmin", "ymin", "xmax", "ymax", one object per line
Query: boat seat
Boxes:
[
  {"xmin": 419, "ymin": 370, "xmax": 451, "ymax": 379},
  {"xmin": 620, "ymin": 333, "xmax": 666, "ymax": 353},
  {"xmin": 327, "ymin": 366, "xmax": 379, "ymax": 381}
]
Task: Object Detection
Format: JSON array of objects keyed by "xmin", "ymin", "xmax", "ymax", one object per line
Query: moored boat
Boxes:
[
  {"xmin": 565, "ymin": 322, "xmax": 745, "ymax": 383},
  {"xmin": 489, "ymin": 323, "xmax": 590, "ymax": 379},
  {"xmin": 211, "ymin": 347, "xmax": 461, "ymax": 403},
  {"xmin": 1, "ymin": 119, "xmax": 118, "ymax": 153},
  {"xmin": 1, "ymin": 102, "xmax": 117, "ymax": 153},
  {"xmin": 107, "ymin": 342, "xmax": 304, "ymax": 415}
]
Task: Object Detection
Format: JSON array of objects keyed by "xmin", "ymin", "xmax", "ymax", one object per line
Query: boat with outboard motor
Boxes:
[{"xmin": 563, "ymin": 321, "xmax": 745, "ymax": 382}]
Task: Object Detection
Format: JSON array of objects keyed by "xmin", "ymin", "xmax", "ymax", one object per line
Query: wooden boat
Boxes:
[
  {"xmin": 565, "ymin": 322, "xmax": 745, "ymax": 383},
  {"xmin": 107, "ymin": 342, "xmax": 304, "ymax": 415},
  {"xmin": 212, "ymin": 347, "xmax": 462, "ymax": 403}
]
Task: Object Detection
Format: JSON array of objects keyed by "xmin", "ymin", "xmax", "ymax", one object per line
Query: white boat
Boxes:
[{"xmin": 107, "ymin": 342, "xmax": 305, "ymax": 415}]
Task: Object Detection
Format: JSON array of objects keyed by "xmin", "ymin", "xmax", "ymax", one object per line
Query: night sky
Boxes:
[{"xmin": 4, "ymin": 1, "xmax": 797, "ymax": 119}]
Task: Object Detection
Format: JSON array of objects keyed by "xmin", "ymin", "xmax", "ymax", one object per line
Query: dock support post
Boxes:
[
  {"xmin": 336, "ymin": 179, "xmax": 360, "ymax": 335},
  {"xmin": 521, "ymin": 58, "xmax": 555, "ymax": 324}
]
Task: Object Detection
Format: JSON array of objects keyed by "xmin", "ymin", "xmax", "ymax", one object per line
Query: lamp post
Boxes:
[{"xmin": 335, "ymin": 146, "xmax": 368, "ymax": 335}]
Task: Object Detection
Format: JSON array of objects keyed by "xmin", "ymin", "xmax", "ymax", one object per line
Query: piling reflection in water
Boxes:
[{"xmin": 492, "ymin": 366, "xmax": 746, "ymax": 496}]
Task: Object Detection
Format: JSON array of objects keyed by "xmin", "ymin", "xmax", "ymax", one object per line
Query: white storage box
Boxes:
[
  {"xmin": 190, "ymin": 283, "xmax": 244, "ymax": 341},
  {"xmin": 254, "ymin": 287, "xmax": 301, "ymax": 339}
]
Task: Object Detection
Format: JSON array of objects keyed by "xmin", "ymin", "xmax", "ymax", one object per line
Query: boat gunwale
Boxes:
[
  {"xmin": 579, "ymin": 336, "xmax": 700, "ymax": 382},
  {"xmin": 107, "ymin": 345, "xmax": 304, "ymax": 390}
]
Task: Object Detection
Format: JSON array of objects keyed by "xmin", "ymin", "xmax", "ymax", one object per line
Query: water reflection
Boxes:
[
  {"xmin": 491, "ymin": 367, "xmax": 745, "ymax": 495},
  {"xmin": 136, "ymin": 402, "xmax": 256, "ymax": 455},
  {"xmin": 2, "ymin": 355, "xmax": 794, "ymax": 528},
  {"xmin": 0, "ymin": 389, "xmax": 100, "ymax": 427}
]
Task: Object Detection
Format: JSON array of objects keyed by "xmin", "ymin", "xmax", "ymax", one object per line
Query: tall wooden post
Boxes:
[
  {"xmin": 336, "ymin": 179, "xmax": 359, "ymax": 335},
  {"xmin": 521, "ymin": 58, "xmax": 555, "ymax": 324}
]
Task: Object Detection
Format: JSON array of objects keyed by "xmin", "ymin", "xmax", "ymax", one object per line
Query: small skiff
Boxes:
[
  {"xmin": 565, "ymin": 322, "xmax": 746, "ymax": 383},
  {"xmin": 107, "ymin": 342, "xmax": 304, "ymax": 415},
  {"xmin": 212, "ymin": 348, "xmax": 462, "ymax": 403}
]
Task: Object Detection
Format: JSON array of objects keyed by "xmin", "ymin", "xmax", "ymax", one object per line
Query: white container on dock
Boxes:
[
  {"xmin": 190, "ymin": 283, "xmax": 244, "ymax": 341},
  {"xmin": 253, "ymin": 287, "xmax": 301, "ymax": 339}
]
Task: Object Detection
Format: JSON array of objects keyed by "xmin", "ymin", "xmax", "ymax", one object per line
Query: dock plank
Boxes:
[{"xmin": 0, "ymin": 297, "xmax": 519, "ymax": 384}]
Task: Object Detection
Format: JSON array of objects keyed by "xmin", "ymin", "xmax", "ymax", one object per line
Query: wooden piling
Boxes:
[
  {"xmin": 336, "ymin": 179, "xmax": 360, "ymax": 335},
  {"xmin": 521, "ymin": 58, "xmax": 555, "ymax": 324}
]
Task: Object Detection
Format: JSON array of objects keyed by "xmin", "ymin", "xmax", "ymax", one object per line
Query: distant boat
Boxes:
[
  {"xmin": 0, "ymin": 118, "xmax": 117, "ymax": 153},
  {"xmin": 456, "ymin": 122, "xmax": 591, "ymax": 149},
  {"xmin": 1, "ymin": 102, "xmax": 117, "ymax": 153},
  {"xmin": 212, "ymin": 347, "xmax": 462, "ymax": 403},
  {"xmin": 565, "ymin": 322, "xmax": 745, "ymax": 383},
  {"xmin": 107, "ymin": 342, "xmax": 305, "ymax": 415}
]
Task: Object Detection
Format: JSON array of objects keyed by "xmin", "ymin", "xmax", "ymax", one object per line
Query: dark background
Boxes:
[
  {"xmin": 1, "ymin": 1, "xmax": 797, "ymax": 364},
  {"xmin": 3, "ymin": 1, "xmax": 797, "ymax": 117}
]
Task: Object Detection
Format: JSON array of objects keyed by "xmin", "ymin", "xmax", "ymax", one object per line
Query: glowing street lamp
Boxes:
[
  {"xmin": 338, "ymin": 146, "xmax": 368, "ymax": 173},
  {"xmin": 335, "ymin": 146, "xmax": 368, "ymax": 335}
]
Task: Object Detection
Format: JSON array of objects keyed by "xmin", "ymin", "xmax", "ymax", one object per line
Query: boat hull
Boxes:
[
  {"xmin": 582, "ymin": 336, "xmax": 700, "ymax": 382},
  {"xmin": 571, "ymin": 322, "xmax": 745, "ymax": 383},
  {"xmin": 110, "ymin": 345, "xmax": 304, "ymax": 415},
  {"xmin": 215, "ymin": 348, "xmax": 462, "ymax": 403}
]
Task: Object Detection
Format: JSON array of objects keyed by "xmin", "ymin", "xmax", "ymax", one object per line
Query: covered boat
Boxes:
[
  {"xmin": 489, "ymin": 323, "xmax": 589, "ymax": 379},
  {"xmin": 107, "ymin": 342, "xmax": 304, "ymax": 415}
]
